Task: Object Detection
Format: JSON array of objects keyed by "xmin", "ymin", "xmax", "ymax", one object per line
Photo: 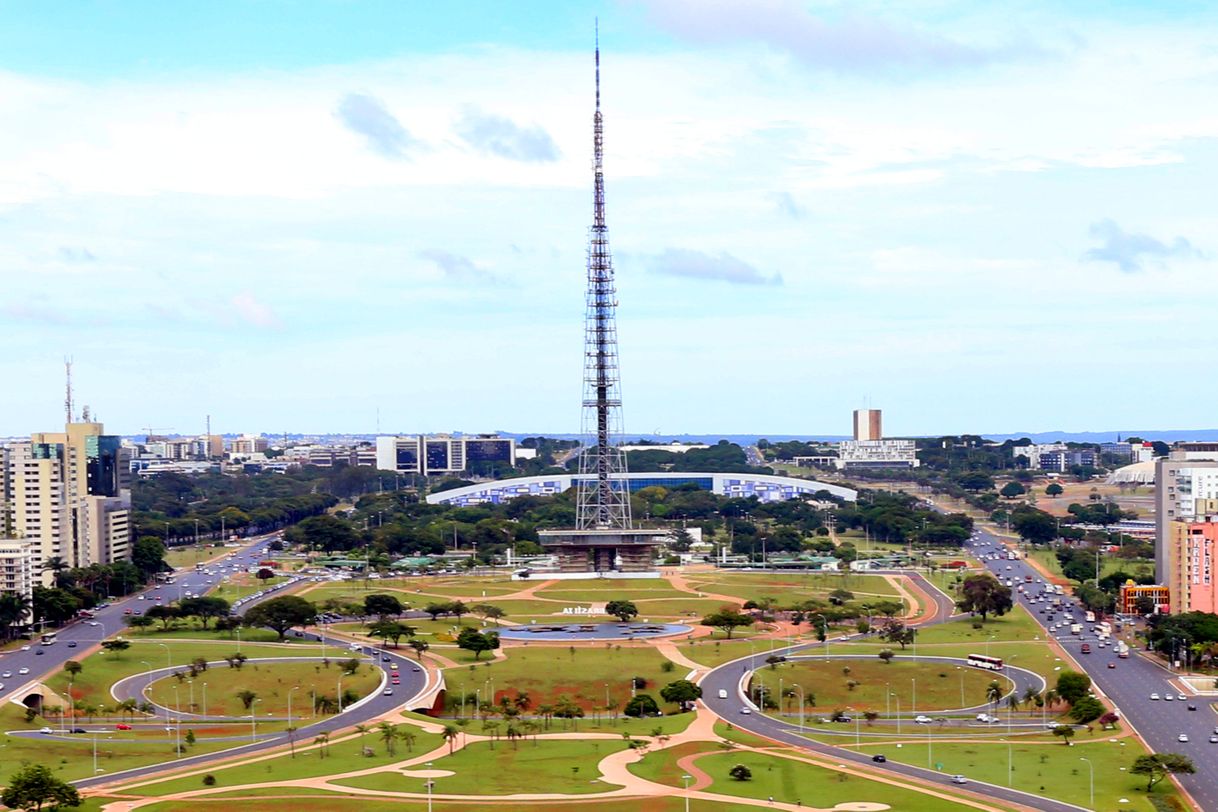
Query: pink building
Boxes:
[{"xmin": 1176, "ymin": 520, "xmax": 1218, "ymax": 614}]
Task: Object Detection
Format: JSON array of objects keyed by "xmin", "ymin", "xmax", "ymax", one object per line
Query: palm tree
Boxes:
[
  {"xmin": 236, "ymin": 689, "xmax": 258, "ymax": 711},
  {"xmin": 986, "ymin": 680, "xmax": 1002, "ymax": 709},
  {"xmin": 538, "ymin": 704, "xmax": 555, "ymax": 729},
  {"xmin": 514, "ymin": 691, "xmax": 532, "ymax": 712},
  {"xmin": 442, "ymin": 723, "xmax": 460, "ymax": 755},
  {"xmin": 0, "ymin": 593, "xmax": 31, "ymax": 639},
  {"xmin": 1043, "ymin": 688, "xmax": 1059, "ymax": 710},
  {"xmin": 354, "ymin": 723, "xmax": 369, "ymax": 751},
  {"xmin": 45, "ymin": 557, "xmax": 69, "ymax": 587},
  {"xmin": 313, "ymin": 731, "xmax": 330, "ymax": 758},
  {"xmin": 377, "ymin": 722, "xmax": 399, "ymax": 757},
  {"xmin": 482, "ymin": 719, "xmax": 500, "ymax": 749},
  {"xmin": 400, "ymin": 727, "xmax": 417, "ymax": 752},
  {"xmin": 1023, "ymin": 687, "xmax": 1040, "ymax": 716}
]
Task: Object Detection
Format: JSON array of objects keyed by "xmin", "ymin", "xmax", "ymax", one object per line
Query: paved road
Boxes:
[
  {"xmin": 0, "ymin": 533, "xmax": 430, "ymax": 790},
  {"xmin": 962, "ymin": 524, "xmax": 1216, "ymax": 811},
  {"xmin": 700, "ymin": 570, "xmax": 1091, "ymax": 812}
]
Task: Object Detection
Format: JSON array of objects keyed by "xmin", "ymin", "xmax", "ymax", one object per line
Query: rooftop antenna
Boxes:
[{"xmin": 64, "ymin": 356, "xmax": 74, "ymax": 424}]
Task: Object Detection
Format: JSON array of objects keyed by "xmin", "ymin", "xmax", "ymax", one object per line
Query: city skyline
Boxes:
[{"xmin": 3, "ymin": 2, "xmax": 1217, "ymax": 437}]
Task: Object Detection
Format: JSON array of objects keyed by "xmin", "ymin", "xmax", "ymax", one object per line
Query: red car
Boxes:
[{"xmin": 115, "ymin": 724, "xmax": 132, "ymax": 730}]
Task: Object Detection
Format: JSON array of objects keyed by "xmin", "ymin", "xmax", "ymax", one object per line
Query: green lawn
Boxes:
[
  {"xmin": 127, "ymin": 724, "xmax": 444, "ymax": 796},
  {"xmin": 45, "ymin": 639, "xmax": 330, "ymax": 709},
  {"xmin": 750, "ymin": 657, "xmax": 1011, "ymax": 715},
  {"xmin": 682, "ymin": 572, "xmax": 899, "ymax": 606},
  {"xmin": 850, "ymin": 736, "xmax": 1176, "ymax": 811},
  {"xmin": 146, "ymin": 657, "xmax": 381, "ymax": 716},
  {"xmin": 334, "ymin": 738, "xmax": 630, "ymax": 796},
  {"xmin": 627, "ymin": 740, "xmax": 721, "ymax": 785},
  {"xmin": 136, "ymin": 797, "xmax": 750, "ymax": 812},
  {"xmin": 694, "ymin": 750, "xmax": 987, "ymax": 811},
  {"xmin": 440, "ymin": 645, "xmax": 684, "ymax": 713}
]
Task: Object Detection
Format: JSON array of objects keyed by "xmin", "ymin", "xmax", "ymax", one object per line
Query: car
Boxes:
[
  {"xmin": 1179, "ymin": 733, "xmax": 1190, "ymax": 743},
  {"xmin": 18, "ymin": 667, "xmax": 28, "ymax": 675},
  {"xmin": 2, "ymin": 672, "xmax": 11, "ymax": 679},
  {"xmin": 950, "ymin": 775, "xmax": 968, "ymax": 785},
  {"xmin": 914, "ymin": 715, "xmax": 933, "ymax": 724},
  {"xmin": 137, "ymin": 595, "xmax": 145, "ymax": 600},
  {"xmin": 412, "ymin": 666, "xmax": 422, "ymax": 673},
  {"xmin": 1210, "ymin": 735, "xmax": 1218, "ymax": 744},
  {"xmin": 383, "ymin": 688, "xmax": 394, "ymax": 696},
  {"xmin": 20, "ymin": 646, "xmax": 29, "ymax": 651},
  {"xmin": 116, "ymin": 723, "xmax": 132, "ymax": 730},
  {"xmin": 1178, "ymin": 694, "xmax": 1187, "ymax": 701},
  {"xmin": 1189, "ymin": 704, "xmax": 1198, "ymax": 711},
  {"xmin": 1164, "ymin": 694, "xmax": 1173, "ymax": 701},
  {"xmin": 123, "ymin": 609, "xmax": 132, "ymax": 615},
  {"xmin": 1046, "ymin": 722, "xmax": 1063, "ymax": 729},
  {"xmin": 382, "ymin": 656, "xmax": 391, "ymax": 662},
  {"xmin": 872, "ymin": 754, "xmax": 887, "ymax": 763},
  {"xmin": 1107, "ymin": 662, "xmax": 1116, "ymax": 669},
  {"xmin": 739, "ymin": 708, "xmax": 752, "ymax": 715},
  {"xmin": 71, "ymin": 727, "xmax": 87, "ymax": 734},
  {"xmin": 39, "ymin": 727, "xmax": 52, "ymax": 734},
  {"xmin": 35, "ymin": 649, "xmax": 43, "ymax": 655}
]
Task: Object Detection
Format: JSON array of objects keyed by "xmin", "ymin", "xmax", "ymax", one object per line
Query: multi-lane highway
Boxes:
[{"xmin": 0, "ymin": 533, "xmax": 429, "ymax": 790}]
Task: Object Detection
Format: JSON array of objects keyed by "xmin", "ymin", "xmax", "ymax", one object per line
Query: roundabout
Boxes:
[{"xmin": 498, "ymin": 621, "xmax": 691, "ymax": 641}]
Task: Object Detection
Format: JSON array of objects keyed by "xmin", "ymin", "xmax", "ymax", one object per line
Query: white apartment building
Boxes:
[
  {"xmin": 0, "ymin": 539, "xmax": 39, "ymax": 604},
  {"xmin": 835, "ymin": 439, "xmax": 919, "ymax": 470}
]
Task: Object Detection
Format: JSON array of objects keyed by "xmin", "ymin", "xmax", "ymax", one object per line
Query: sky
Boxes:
[{"xmin": 2, "ymin": 0, "xmax": 1217, "ymax": 439}]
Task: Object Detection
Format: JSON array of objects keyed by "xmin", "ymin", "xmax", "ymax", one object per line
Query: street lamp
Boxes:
[
  {"xmin": 890, "ymin": 692, "xmax": 901, "ymax": 735},
  {"xmin": 249, "ymin": 698, "xmax": 261, "ymax": 741},
  {"xmin": 682, "ymin": 773, "xmax": 692, "ymax": 812},
  {"xmin": 955, "ymin": 666, "xmax": 964, "ymax": 708},
  {"xmin": 288, "ymin": 686, "xmax": 301, "ymax": 730},
  {"xmin": 426, "ymin": 762, "xmax": 435, "ymax": 812},
  {"xmin": 1079, "ymin": 757, "xmax": 1093, "ymax": 808},
  {"xmin": 202, "ymin": 682, "xmax": 208, "ymax": 718},
  {"xmin": 794, "ymin": 684, "xmax": 805, "ymax": 731}
]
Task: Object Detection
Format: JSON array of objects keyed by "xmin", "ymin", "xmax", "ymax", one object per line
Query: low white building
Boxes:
[{"xmin": 835, "ymin": 440, "xmax": 919, "ymax": 470}]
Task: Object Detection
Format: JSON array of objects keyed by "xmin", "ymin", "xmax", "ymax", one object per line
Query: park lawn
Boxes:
[
  {"xmin": 165, "ymin": 544, "xmax": 225, "ymax": 570},
  {"xmin": 902, "ymin": 603, "xmax": 1046, "ymax": 644},
  {"xmin": 749, "ymin": 657, "xmax": 1012, "ymax": 715},
  {"xmin": 850, "ymin": 736, "xmax": 1177, "ymax": 812},
  {"xmin": 334, "ymin": 738, "xmax": 632, "ymax": 796},
  {"xmin": 298, "ymin": 582, "xmax": 423, "ymax": 605},
  {"xmin": 413, "ymin": 577, "xmax": 522, "ymax": 598},
  {"xmin": 535, "ymin": 587, "xmax": 692, "ymax": 603},
  {"xmin": 628, "ymin": 740, "xmax": 721, "ymax": 785},
  {"xmin": 45, "ymin": 639, "xmax": 330, "ymax": 708},
  {"xmin": 125, "ymin": 725, "xmax": 443, "ymax": 796},
  {"xmin": 120, "ymin": 622, "xmax": 282, "ymax": 643},
  {"xmin": 833, "ymin": 639, "xmax": 1066, "ymax": 690},
  {"xmin": 146, "ymin": 657, "xmax": 381, "ymax": 716},
  {"xmin": 137, "ymin": 798, "xmax": 750, "ymax": 812},
  {"xmin": 440, "ymin": 645, "xmax": 683, "ymax": 712},
  {"xmin": 679, "ymin": 638, "xmax": 772, "ymax": 668},
  {"xmin": 630, "ymin": 597, "xmax": 735, "ymax": 618},
  {"xmin": 714, "ymin": 720, "xmax": 777, "ymax": 747},
  {"xmin": 682, "ymin": 573, "xmax": 900, "ymax": 606},
  {"xmin": 696, "ymin": 750, "xmax": 988, "ymax": 811},
  {"xmin": 470, "ymin": 598, "xmax": 592, "ymax": 617}
]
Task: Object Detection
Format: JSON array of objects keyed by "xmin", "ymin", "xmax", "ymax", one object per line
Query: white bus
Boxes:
[
  {"xmin": 966, "ymin": 653, "xmax": 1004, "ymax": 671},
  {"xmin": 1084, "ymin": 611, "xmax": 1096, "ymax": 623},
  {"xmin": 39, "ymin": 632, "xmax": 57, "ymax": 646}
]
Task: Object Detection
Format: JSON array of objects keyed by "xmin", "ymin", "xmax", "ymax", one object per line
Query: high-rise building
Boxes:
[
  {"xmin": 1166, "ymin": 518, "xmax": 1218, "ymax": 614},
  {"xmin": 3, "ymin": 420, "xmax": 132, "ymax": 574},
  {"xmin": 1155, "ymin": 454, "xmax": 1218, "ymax": 583},
  {"xmin": 853, "ymin": 409, "xmax": 882, "ymax": 442},
  {"xmin": 0, "ymin": 539, "xmax": 38, "ymax": 605}
]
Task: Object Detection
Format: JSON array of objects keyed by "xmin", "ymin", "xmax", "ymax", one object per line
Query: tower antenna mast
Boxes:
[
  {"xmin": 576, "ymin": 24, "xmax": 632, "ymax": 531},
  {"xmin": 64, "ymin": 357, "xmax": 74, "ymax": 424}
]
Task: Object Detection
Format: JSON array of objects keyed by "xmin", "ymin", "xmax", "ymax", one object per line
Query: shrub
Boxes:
[
  {"xmin": 729, "ymin": 764, "xmax": 752, "ymax": 781},
  {"xmin": 202, "ymin": 775, "xmax": 216, "ymax": 786}
]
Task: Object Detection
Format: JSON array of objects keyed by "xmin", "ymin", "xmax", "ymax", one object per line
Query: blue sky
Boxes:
[{"xmin": 2, "ymin": 1, "xmax": 1217, "ymax": 438}]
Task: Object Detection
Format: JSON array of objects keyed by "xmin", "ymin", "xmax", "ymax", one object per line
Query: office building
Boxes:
[
  {"xmin": 1155, "ymin": 454, "xmax": 1218, "ymax": 582},
  {"xmin": 1166, "ymin": 518, "xmax": 1218, "ymax": 614},
  {"xmin": 375, "ymin": 434, "xmax": 517, "ymax": 475},
  {"xmin": 835, "ymin": 439, "xmax": 919, "ymax": 470},
  {"xmin": 1118, "ymin": 582, "xmax": 1170, "ymax": 615},
  {"xmin": 3, "ymin": 420, "xmax": 133, "ymax": 573},
  {"xmin": 853, "ymin": 409, "xmax": 882, "ymax": 442},
  {"xmin": 230, "ymin": 435, "xmax": 269, "ymax": 455}
]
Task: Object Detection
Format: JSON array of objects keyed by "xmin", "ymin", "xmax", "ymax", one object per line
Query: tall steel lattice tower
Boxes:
[{"xmin": 576, "ymin": 33, "xmax": 632, "ymax": 532}]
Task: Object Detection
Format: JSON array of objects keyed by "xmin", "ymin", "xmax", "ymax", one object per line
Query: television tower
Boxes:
[{"xmin": 576, "ymin": 28, "xmax": 632, "ymax": 531}]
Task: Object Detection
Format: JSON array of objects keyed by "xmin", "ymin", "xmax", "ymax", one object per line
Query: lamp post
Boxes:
[
  {"xmin": 426, "ymin": 762, "xmax": 435, "ymax": 812},
  {"xmin": 288, "ymin": 686, "xmax": 301, "ymax": 731},
  {"xmin": 682, "ymin": 773, "xmax": 692, "ymax": 812},
  {"xmin": 955, "ymin": 667, "xmax": 964, "ymax": 708},
  {"xmin": 337, "ymin": 675, "xmax": 344, "ymax": 713},
  {"xmin": 794, "ymin": 684, "xmax": 805, "ymax": 732},
  {"xmin": 911, "ymin": 678, "xmax": 916, "ymax": 719},
  {"xmin": 250, "ymin": 698, "xmax": 261, "ymax": 741},
  {"xmin": 1079, "ymin": 757, "xmax": 1093, "ymax": 808},
  {"xmin": 891, "ymin": 693, "xmax": 901, "ymax": 735}
]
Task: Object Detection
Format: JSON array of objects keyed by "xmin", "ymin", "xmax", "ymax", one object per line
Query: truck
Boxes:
[
  {"xmin": 1007, "ymin": 551, "xmax": 1019, "ymax": 561},
  {"xmin": 1070, "ymin": 623, "xmax": 1082, "ymax": 635},
  {"xmin": 1115, "ymin": 640, "xmax": 1130, "ymax": 658},
  {"xmin": 1085, "ymin": 611, "xmax": 1096, "ymax": 623}
]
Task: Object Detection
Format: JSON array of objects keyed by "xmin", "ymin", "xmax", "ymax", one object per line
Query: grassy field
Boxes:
[
  {"xmin": 45, "ymin": 639, "xmax": 330, "ymax": 709},
  {"xmin": 127, "ymin": 725, "xmax": 445, "ymax": 796},
  {"xmin": 627, "ymin": 740, "xmax": 721, "ymax": 785},
  {"xmin": 693, "ymin": 750, "xmax": 987, "ymax": 811},
  {"xmin": 851, "ymin": 736, "xmax": 1176, "ymax": 811},
  {"xmin": 750, "ymin": 657, "xmax": 1011, "ymax": 714},
  {"xmin": 440, "ymin": 645, "xmax": 684, "ymax": 712},
  {"xmin": 682, "ymin": 572, "xmax": 900, "ymax": 606},
  {"xmin": 1024, "ymin": 548, "xmax": 1154, "ymax": 583},
  {"xmin": 134, "ymin": 798, "xmax": 752, "ymax": 812},
  {"xmin": 146, "ymin": 657, "xmax": 381, "ymax": 716},
  {"xmin": 335, "ymin": 738, "xmax": 631, "ymax": 796}
]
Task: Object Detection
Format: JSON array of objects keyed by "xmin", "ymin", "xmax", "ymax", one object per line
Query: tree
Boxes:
[
  {"xmin": 100, "ymin": 640, "xmax": 130, "ymax": 657},
  {"xmin": 341, "ymin": 658, "xmax": 361, "ymax": 676},
  {"xmin": 828, "ymin": 588, "xmax": 854, "ymax": 606},
  {"xmin": 256, "ymin": 567, "xmax": 275, "ymax": 582},
  {"xmin": 1068, "ymin": 695, "xmax": 1104, "ymax": 724},
  {"xmin": 132, "ymin": 536, "xmax": 168, "ymax": 579},
  {"xmin": 701, "ymin": 609, "xmax": 754, "ymax": 639},
  {"xmin": 473, "ymin": 604, "xmax": 507, "ymax": 625},
  {"xmin": 878, "ymin": 649, "xmax": 894, "ymax": 665},
  {"xmin": 1000, "ymin": 481, "xmax": 1026, "ymax": 499},
  {"xmin": 424, "ymin": 602, "xmax": 451, "ymax": 621},
  {"xmin": 1045, "ymin": 482, "xmax": 1064, "ymax": 497},
  {"xmin": 378, "ymin": 721, "xmax": 400, "ymax": 756},
  {"xmin": 442, "ymin": 724, "xmax": 461, "ymax": 754},
  {"xmin": 456, "ymin": 627, "xmax": 500, "ymax": 660},
  {"xmin": 879, "ymin": 619, "xmax": 916, "ymax": 650},
  {"xmin": 236, "ymin": 689, "xmax": 258, "ymax": 711},
  {"xmin": 243, "ymin": 595, "xmax": 317, "ymax": 641},
  {"xmin": 1055, "ymin": 671, "xmax": 1091, "ymax": 705},
  {"xmin": 1052, "ymin": 725, "xmax": 1075, "ymax": 746},
  {"xmin": 956, "ymin": 574, "xmax": 1014, "ymax": 621},
  {"xmin": 1, "ymin": 763, "xmax": 82, "ymax": 811},
  {"xmin": 659, "ymin": 679, "xmax": 702, "ymax": 712},
  {"xmin": 1131, "ymin": 753, "xmax": 1195, "ymax": 791},
  {"xmin": 605, "ymin": 600, "xmax": 639, "ymax": 622},
  {"xmin": 368, "ymin": 620, "xmax": 415, "ymax": 648},
  {"xmin": 409, "ymin": 639, "xmax": 430, "ymax": 660},
  {"xmin": 124, "ymin": 614, "xmax": 154, "ymax": 630},
  {"xmin": 145, "ymin": 604, "xmax": 180, "ymax": 630},
  {"xmin": 0, "ymin": 593, "xmax": 32, "ymax": 638},
  {"xmin": 728, "ymin": 764, "xmax": 753, "ymax": 781},
  {"xmin": 624, "ymin": 694, "xmax": 660, "ymax": 717},
  {"xmin": 63, "ymin": 660, "xmax": 83, "ymax": 678},
  {"xmin": 363, "ymin": 593, "xmax": 403, "ymax": 619},
  {"xmin": 178, "ymin": 596, "xmax": 231, "ymax": 629},
  {"xmin": 1010, "ymin": 509, "xmax": 1058, "ymax": 544}
]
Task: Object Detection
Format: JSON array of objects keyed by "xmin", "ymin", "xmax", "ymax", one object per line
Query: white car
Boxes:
[
  {"xmin": 914, "ymin": 715, "xmax": 933, "ymax": 724},
  {"xmin": 17, "ymin": 667, "xmax": 28, "ymax": 675},
  {"xmin": 39, "ymin": 727, "xmax": 52, "ymax": 734},
  {"xmin": 1178, "ymin": 694, "xmax": 1187, "ymax": 701},
  {"xmin": 1179, "ymin": 733, "xmax": 1190, "ymax": 743},
  {"xmin": 1165, "ymin": 694, "xmax": 1174, "ymax": 701},
  {"xmin": 1, "ymin": 671, "xmax": 10, "ymax": 679},
  {"xmin": 950, "ymin": 775, "xmax": 968, "ymax": 785},
  {"xmin": 1150, "ymin": 693, "xmax": 1161, "ymax": 700}
]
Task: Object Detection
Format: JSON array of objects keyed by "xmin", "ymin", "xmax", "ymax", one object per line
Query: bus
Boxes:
[
  {"xmin": 39, "ymin": 632, "xmax": 57, "ymax": 646},
  {"xmin": 1085, "ymin": 611, "xmax": 1096, "ymax": 623},
  {"xmin": 966, "ymin": 653, "xmax": 1004, "ymax": 671}
]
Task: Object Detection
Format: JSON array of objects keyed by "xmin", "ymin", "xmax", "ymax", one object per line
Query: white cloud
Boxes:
[{"xmin": 229, "ymin": 292, "xmax": 280, "ymax": 328}]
